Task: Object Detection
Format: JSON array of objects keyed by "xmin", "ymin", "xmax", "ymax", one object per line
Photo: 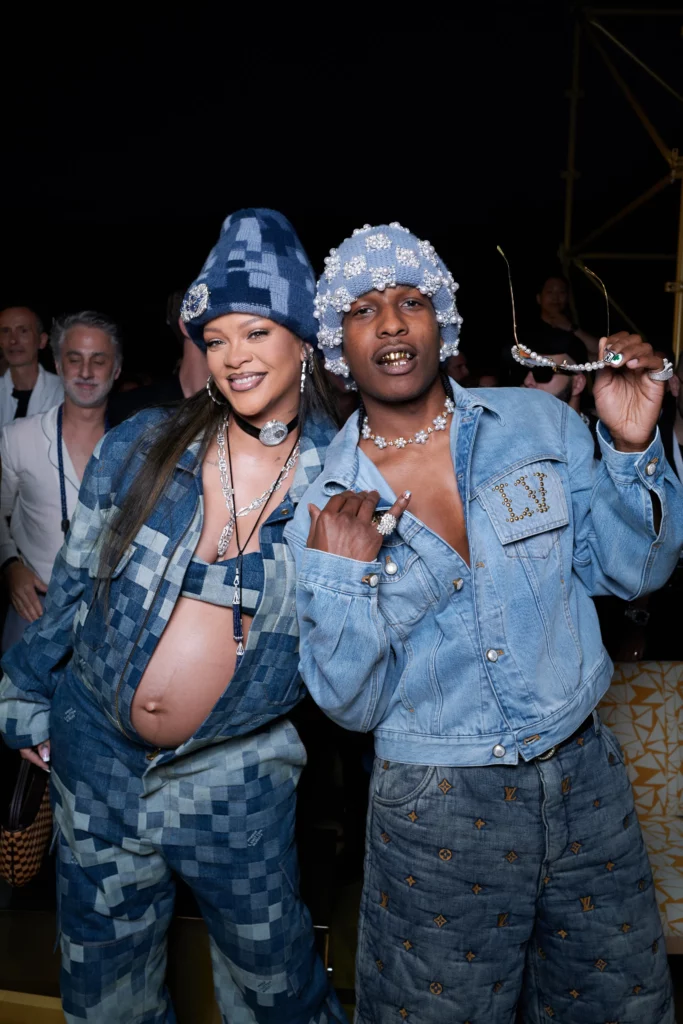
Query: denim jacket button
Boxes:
[
  {"xmin": 492, "ymin": 744, "xmax": 506, "ymax": 758},
  {"xmin": 486, "ymin": 648, "xmax": 499, "ymax": 663},
  {"xmin": 645, "ymin": 459, "xmax": 657, "ymax": 477},
  {"xmin": 384, "ymin": 557, "xmax": 398, "ymax": 576},
  {"xmin": 363, "ymin": 573, "xmax": 380, "ymax": 588},
  {"xmin": 453, "ymin": 578, "xmax": 464, "ymax": 591}
]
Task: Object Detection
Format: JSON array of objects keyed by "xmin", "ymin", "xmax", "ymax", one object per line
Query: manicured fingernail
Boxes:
[
  {"xmin": 39, "ymin": 746, "xmax": 50, "ymax": 763},
  {"xmin": 404, "ymin": 491, "xmax": 412, "ymax": 499}
]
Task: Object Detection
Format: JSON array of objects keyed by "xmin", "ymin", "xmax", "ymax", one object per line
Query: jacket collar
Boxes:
[
  {"xmin": 40, "ymin": 402, "xmax": 60, "ymax": 442},
  {"xmin": 2, "ymin": 362, "xmax": 45, "ymax": 396},
  {"xmin": 321, "ymin": 380, "xmax": 505, "ymax": 492},
  {"xmin": 176, "ymin": 438, "xmax": 204, "ymax": 475}
]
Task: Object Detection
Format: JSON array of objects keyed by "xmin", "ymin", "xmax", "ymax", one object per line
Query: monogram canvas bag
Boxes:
[{"xmin": 0, "ymin": 759, "xmax": 52, "ymax": 887}]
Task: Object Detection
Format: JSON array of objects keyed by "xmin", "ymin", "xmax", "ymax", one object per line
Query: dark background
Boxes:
[{"xmin": 2, "ymin": 2, "xmax": 681, "ymax": 379}]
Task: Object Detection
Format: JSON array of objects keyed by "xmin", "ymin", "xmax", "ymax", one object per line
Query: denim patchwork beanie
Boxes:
[
  {"xmin": 314, "ymin": 222, "xmax": 462, "ymax": 381},
  {"xmin": 180, "ymin": 208, "xmax": 317, "ymax": 350}
]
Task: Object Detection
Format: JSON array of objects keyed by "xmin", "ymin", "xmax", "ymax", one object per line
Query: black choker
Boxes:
[{"xmin": 232, "ymin": 411, "xmax": 299, "ymax": 447}]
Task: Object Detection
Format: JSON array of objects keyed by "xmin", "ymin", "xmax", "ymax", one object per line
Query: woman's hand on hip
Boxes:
[
  {"xmin": 19, "ymin": 740, "xmax": 50, "ymax": 773},
  {"xmin": 306, "ymin": 489, "xmax": 411, "ymax": 562}
]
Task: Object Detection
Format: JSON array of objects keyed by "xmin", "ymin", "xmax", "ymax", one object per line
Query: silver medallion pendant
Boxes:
[{"xmin": 259, "ymin": 420, "xmax": 289, "ymax": 446}]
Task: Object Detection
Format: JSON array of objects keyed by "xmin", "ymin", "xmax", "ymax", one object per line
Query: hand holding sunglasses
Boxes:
[
  {"xmin": 497, "ymin": 247, "xmax": 672, "ymax": 451},
  {"xmin": 593, "ymin": 332, "xmax": 672, "ymax": 453}
]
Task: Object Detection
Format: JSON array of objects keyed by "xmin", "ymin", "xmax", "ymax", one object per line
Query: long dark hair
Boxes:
[{"xmin": 98, "ymin": 353, "xmax": 338, "ymax": 583}]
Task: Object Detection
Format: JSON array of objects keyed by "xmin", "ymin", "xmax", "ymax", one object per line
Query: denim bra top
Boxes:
[{"xmin": 181, "ymin": 552, "xmax": 264, "ymax": 616}]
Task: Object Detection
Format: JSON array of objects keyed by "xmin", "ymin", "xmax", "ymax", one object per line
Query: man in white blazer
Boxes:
[
  {"xmin": 0, "ymin": 311, "xmax": 122, "ymax": 649},
  {"xmin": 0, "ymin": 307, "xmax": 64, "ymax": 426}
]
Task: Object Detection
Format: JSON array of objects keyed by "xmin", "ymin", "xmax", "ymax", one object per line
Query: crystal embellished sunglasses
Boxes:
[{"xmin": 497, "ymin": 247, "xmax": 611, "ymax": 375}]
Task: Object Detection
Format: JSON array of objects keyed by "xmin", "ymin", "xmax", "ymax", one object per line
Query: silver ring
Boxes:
[
  {"xmin": 647, "ymin": 358, "xmax": 674, "ymax": 382},
  {"xmin": 375, "ymin": 513, "xmax": 397, "ymax": 537}
]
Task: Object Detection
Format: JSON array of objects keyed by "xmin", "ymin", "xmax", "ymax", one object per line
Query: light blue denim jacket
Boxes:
[{"xmin": 285, "ymin": 382, "xmax": 683, "ymax": 766}]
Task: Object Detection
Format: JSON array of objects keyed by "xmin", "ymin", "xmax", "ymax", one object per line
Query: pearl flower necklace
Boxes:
[{"xmin": 361, "ymin": 397, "xmax": 455, "ymax": 450}]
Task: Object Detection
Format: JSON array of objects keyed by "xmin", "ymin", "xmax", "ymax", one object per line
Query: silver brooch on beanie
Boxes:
[{"xmin": 181, "ymin": 283, "xmax": 210, "ymax": 322}]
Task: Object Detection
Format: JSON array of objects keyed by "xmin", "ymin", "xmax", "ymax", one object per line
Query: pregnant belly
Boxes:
[{"xmin": 131, "ymin": 597, "xmax": 252, "ymax": 748}]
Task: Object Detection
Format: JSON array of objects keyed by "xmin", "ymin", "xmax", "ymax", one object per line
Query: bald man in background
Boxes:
[{"xmin": 0, "ymin": 307, "xmax": 63, "ymax": 426}]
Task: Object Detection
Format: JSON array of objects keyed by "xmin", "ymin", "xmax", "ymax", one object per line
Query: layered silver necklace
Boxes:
[{"xmin": 215, "ymin": 418, "xmax": 300, "ymax": 557}]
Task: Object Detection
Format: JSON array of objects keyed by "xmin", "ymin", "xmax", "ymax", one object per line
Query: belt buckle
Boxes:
[{"xmin": 536, "ymin": 745, "xmax": 557, "ymax": 762}]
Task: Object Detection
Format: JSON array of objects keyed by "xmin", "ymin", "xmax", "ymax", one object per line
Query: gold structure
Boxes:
[{"xmin": 561, "ymin": 6, "xmax": 683, "ymax": 357}]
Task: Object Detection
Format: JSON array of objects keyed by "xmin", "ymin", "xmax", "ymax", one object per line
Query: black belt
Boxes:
[{"xmin": 535, "ymin": 713, "xmax": 595, "ymax": 761}]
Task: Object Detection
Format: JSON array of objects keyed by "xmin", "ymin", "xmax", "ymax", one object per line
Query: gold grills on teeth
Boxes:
[{"xmin": 382, "ymin": 351, "xmax": 411, "ymax": 362}]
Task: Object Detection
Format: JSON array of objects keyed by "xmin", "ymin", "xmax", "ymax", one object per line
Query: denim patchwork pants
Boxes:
[
  {"xmin": 355, "ymin": 716, "xmax": 674, "ymax": 1024},
  {"xmin": 50, "ymin": 675, "xmax": 346, "ymax": 1024}
]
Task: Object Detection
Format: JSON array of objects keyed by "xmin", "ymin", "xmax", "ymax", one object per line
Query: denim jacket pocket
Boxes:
[{"xmin": 477, "ymin": 458, "xmax": 569, "ymax": 559}]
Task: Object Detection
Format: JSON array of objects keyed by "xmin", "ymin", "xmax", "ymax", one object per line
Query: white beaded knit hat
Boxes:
[{"xmin": 314, "ymin": 222, "xmax": 462, "ymax": 383}]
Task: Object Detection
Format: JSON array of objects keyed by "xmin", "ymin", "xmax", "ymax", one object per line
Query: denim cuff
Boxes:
[
  {"xmin": 0, "ymin": 703, "xmax": 50, "ymax": 751},
  {"xmin": 596, "ymin": 423, "xmax": 665, "ymax": 487},
  {"xmin": 298, "ymin": 547, "xmax": 382, "ymax": 597}
]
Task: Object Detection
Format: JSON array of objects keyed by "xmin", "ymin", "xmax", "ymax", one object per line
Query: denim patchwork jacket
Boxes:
[
  {"xmin": 0, "ymin": 407, "xmax": 335, "ymax": 764},
  {"xmin": 285, "ymin": 382, "xmax": 683, "ymax": 766}
]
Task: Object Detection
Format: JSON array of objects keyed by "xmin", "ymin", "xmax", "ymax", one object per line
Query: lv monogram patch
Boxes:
[{"xmin": 492, "ymin": 472, "xmax": 550, "ymax": 523}]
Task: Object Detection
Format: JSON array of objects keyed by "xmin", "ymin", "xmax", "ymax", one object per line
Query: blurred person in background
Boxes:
[
  {"xmin": 0, "ymin": 311, "xmax": 122, "ymax": 650},
  {"xmin": 521, "ymin": 333, "xmax": 591, "ymax": 425},
  {"xmin": 448, "ymin": 350, "xmax": 501, "ymax": 389},
  {"xmin": 0, "ymin": 306, "xmax": 63, "ymax": 425},
  {"xmin": 107, "ymin": 291, "xmax": 208, "ymax": 425},
  {"xmin": 475, "ymin": 370, "xmax": 499, "ymax": 387},
  {"xmin": 532, "ymin": 274, "xmax": 600, "ymax": 357},
  {"xmin": 444, "ymin": 350, "xmax": 470, "ymax": 384}
]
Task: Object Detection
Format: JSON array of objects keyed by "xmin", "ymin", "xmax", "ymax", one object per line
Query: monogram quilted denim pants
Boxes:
[
  {"xmin": 50, "ymin": 675, "xmax": 346, "ymax": 1024},
  {"xmin": 354, "ymin": 716, "xmax": 674, "ymax": 1024}
]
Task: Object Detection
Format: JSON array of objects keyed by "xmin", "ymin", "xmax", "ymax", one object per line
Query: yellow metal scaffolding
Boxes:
[{"xmin": 561, "ymin": 6, "xmax": 683, "ymax": 358}]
